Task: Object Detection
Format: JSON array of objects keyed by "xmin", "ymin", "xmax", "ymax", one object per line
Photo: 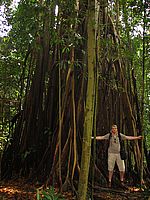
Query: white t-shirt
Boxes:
[{"xmin": 103, "ymin": 133, "xmax": 126, "ymax": 154}]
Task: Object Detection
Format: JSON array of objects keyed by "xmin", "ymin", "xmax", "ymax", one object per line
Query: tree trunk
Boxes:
[{"xmin": 78, "ymin": 0, "xmax": 96, "ymax": 199}]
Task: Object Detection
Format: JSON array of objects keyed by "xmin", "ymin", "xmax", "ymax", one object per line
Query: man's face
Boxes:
[{"xmin": 111, "ymin": 126, "xmax": 118, "ymax": 134}]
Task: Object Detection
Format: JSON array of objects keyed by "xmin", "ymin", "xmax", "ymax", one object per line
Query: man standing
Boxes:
[{"xmin": 92, "ymin": 124, "xmax": 143, "ymax": 187}]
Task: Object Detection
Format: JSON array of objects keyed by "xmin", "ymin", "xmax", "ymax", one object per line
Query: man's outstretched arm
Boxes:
[
  {"xmin": 91, "ymin": 135, "xmax": 106, "ymax": 140},
  {"xmin": 125, "ymin": 135, "xmax": 143, "ymax": 140}
]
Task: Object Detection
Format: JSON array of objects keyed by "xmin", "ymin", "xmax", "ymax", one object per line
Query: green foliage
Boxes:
[
  {"xmin": 8, "ymin": 0, "xmax": 42, "ymax": 53},
  {"xmin": 144, "ymin": 99, "xmax": 150, "ymax": 150},
  {"xmin": 0, "ymin": 0, "xmax": 84, "ymax": 154},
  {"xmin": 0, "ymin": 136, "xmax": 7, "ymax": 151},
  {"xmin": 0, "ymin": 36, "xmax": 22, "ymax": 152},
  {"xmin": 36, "ymin": 187, "xmax": 65, "ymax": 200}
]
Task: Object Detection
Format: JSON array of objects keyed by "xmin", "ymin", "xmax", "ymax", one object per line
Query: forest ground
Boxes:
[{"xmin": 0, "ymin": 179, "xmax": 150, "ymax": 200}]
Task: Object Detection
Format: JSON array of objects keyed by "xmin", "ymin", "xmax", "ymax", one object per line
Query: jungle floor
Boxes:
[{"xmin": 0, "ymin": 179, "xmax": 150, "ymax": 200}]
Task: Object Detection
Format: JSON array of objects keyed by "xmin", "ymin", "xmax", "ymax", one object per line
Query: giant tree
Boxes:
[{"xmin": 0, "ymin": 0, "xmax": 150, "ymax": 199}]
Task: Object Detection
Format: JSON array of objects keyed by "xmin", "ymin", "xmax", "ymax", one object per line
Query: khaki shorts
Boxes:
[{"xmin": 108, "ymin": 153, "xmax": 125, "ymax": 172}]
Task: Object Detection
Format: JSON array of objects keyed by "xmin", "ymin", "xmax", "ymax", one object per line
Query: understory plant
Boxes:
[{"xmin": 37, "ymin": 187, "xmax": 65, "ymax": 200}]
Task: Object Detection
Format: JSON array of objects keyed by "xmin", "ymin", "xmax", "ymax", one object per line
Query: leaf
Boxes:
[
  {"xmin": 42, "ymin": 190, "xmax": 52, "ymax": 200},
  {"xmin": 36, "ymin": 189, "xmax": 41, "ymax": 200}
]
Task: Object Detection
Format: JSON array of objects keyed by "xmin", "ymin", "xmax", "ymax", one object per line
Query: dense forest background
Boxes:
[{"xmin": 0, "ymin": 0, "xmax": 150, "ymax": 199}]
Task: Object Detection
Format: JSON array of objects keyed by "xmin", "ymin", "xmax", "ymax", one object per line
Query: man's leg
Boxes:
[
  {"xmin": 108, "ymin": 171, "xmax": 113, "ymax": 187},
  {"xmin": 116, "ymin": 154, "xmax": 125, "ymax": 183},
  {"xmin": 109, "ymin": 171, "xmax": 114, "ymax": 183},
  {"xmin": 119, "ymin": 171, "xmax": 128, "ymax": 189},
  {"xmin": 108, "ymin": 153, "xmax": 116, "ymax": 187},
  {"xmin": 120, "ymin": 171, "xmax": 125, "ymax": 182}
]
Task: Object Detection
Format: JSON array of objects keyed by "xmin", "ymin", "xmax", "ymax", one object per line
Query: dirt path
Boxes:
[
  {"xmin": 0, "ymin": 179, "xmax": 150, "ymax": 200},
  {"xmin": 0, "ymin": 179, "xmax": 36, "ymax": 199},
  {"xmin": 93, "ymin": 185, "xmax": 150, "ymax": 200}
]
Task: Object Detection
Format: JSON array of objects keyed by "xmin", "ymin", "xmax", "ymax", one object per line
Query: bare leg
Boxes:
[
  {"xmin": 120, "ymin": 171, "xmax": 125, "ymax": 182},
  {"xmin": 109, "ymin": 171, "xmax": 113, "ymax": 183}
]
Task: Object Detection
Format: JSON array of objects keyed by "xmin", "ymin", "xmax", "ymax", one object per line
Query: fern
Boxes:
[{"xmin": 37, "ymin": 187, "xmax": 65, "ymax": 200}]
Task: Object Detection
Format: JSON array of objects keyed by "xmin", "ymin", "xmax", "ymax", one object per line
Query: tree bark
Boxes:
[{"xmin": 78, "ymin": 0, "xmax": 96, "ymax": 199}]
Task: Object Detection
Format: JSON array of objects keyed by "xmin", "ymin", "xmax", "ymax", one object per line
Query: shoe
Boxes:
[
  {"xmin": 120, "ymin": 181, "xmax": 128, "ymax": 189},
  {"xmin": 120, "ymin": 181, "xmax": 124, "ymax": 185}
]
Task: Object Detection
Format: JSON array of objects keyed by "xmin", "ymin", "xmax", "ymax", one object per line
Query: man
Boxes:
[{"xmin": 92, "ymin": 124, "xmax": 143, "ymax": 187}]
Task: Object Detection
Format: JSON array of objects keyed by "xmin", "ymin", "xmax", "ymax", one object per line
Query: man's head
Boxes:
[{"xmin": 111, "ymin": 124, "xmax": 118, "ymax": 134}]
